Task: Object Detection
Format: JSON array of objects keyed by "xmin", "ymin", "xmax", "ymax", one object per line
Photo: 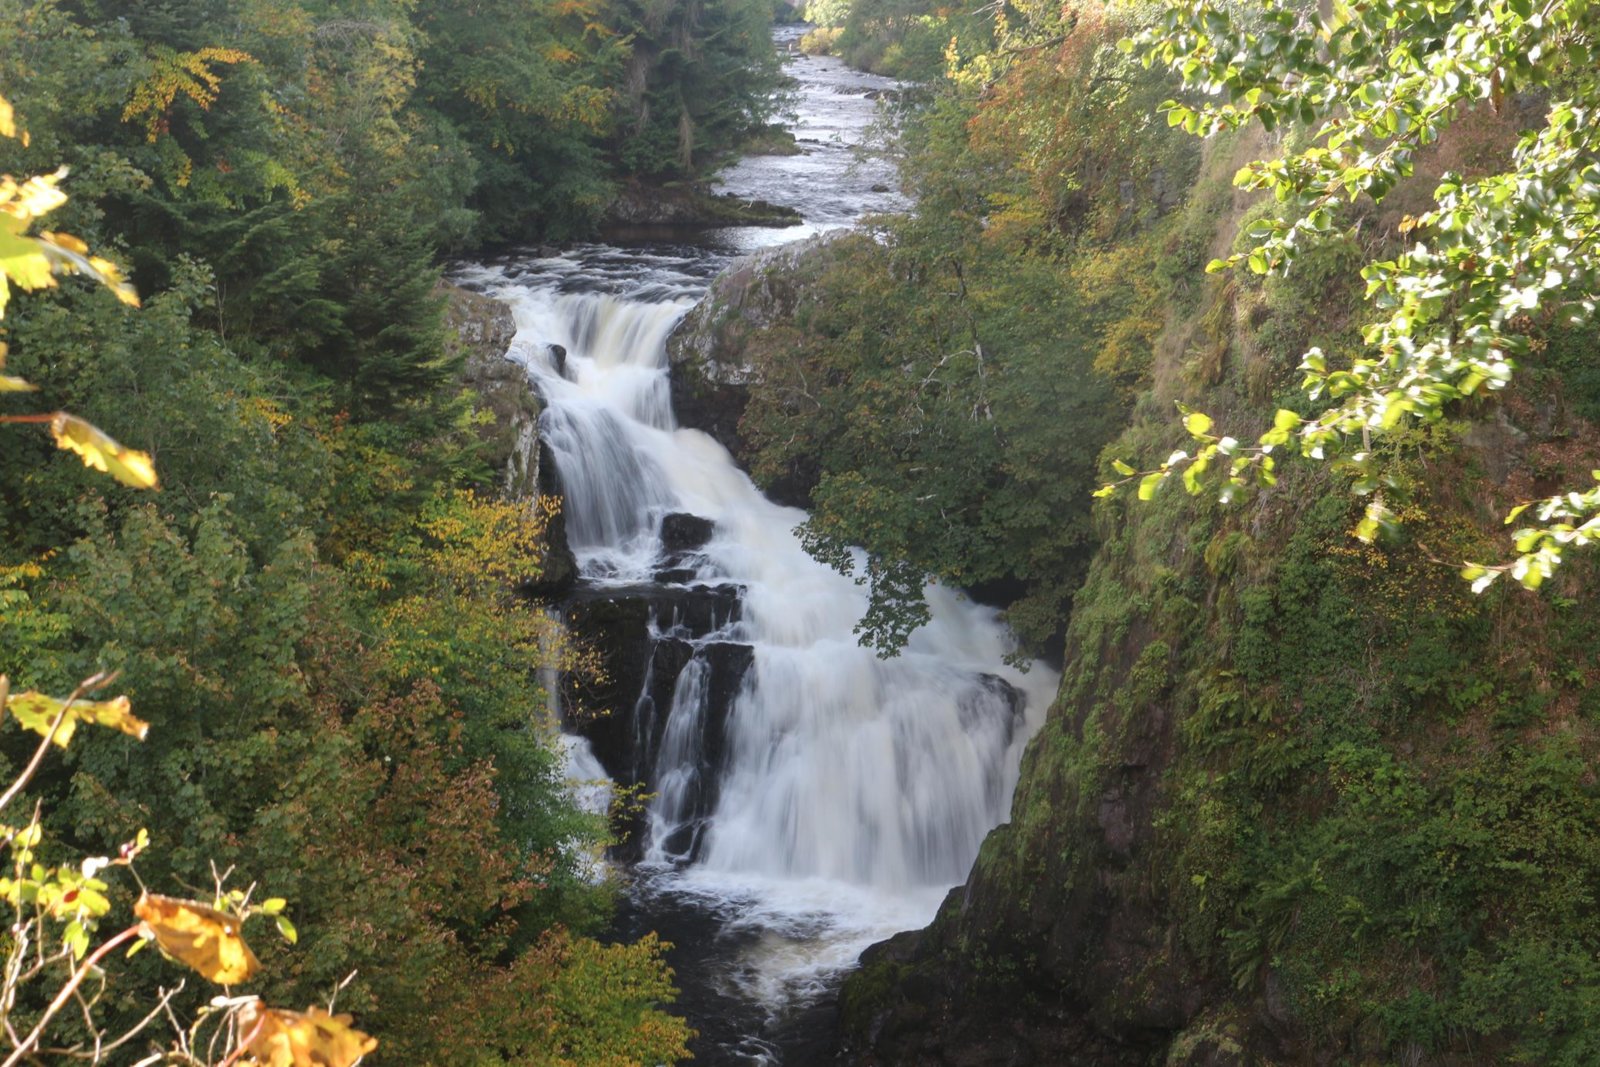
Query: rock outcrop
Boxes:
[
  {"xmin": 444, "ymin": 283, "xmax": 578, "ymax": 595},
  {"xmin": 560, "ymin": 572, "xmax": 752, "ymax": 860},
  {"xmin": 445, "ymin": 284, "xmax": 541, "ymax": 499},
  {"xmin": 666, "ymin": 233, "xmax": 845, "ymax": 506},
  {"xmin": 604, "ymin": 181, "xmax": 802, "ymax": 232}
]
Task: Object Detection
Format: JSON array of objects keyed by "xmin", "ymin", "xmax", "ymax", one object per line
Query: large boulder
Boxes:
[
  {"xmin": 666, "ymin": 233, "xmax": 845, "ymax": 506},
  {"xmin": 444, "ymin": 283, "xmax": 578, "ymax": 596}
]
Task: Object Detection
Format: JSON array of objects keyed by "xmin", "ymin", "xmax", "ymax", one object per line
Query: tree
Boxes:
[
  {"xmin": 0, "ymin": 88, "xmax": 376, "ymax": 1067},
  {"xmin": 1, "ymin": 79, "xmax": 693, "ymax": 1063},
  {"xmin": 1117, "ymin": 0, "xmax": 1600, "ymax": 592}
]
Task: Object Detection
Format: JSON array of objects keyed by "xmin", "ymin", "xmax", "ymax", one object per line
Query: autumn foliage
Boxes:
[{"xmin": 0, "ymin": 31, "xmax": 690, "ymax": 1057}]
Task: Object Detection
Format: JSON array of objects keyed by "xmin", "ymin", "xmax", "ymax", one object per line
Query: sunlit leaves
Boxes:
[
  {"xmin": 1, "ymin": 91, "xmax": 156, "ymax": 495},
  {"xmin": 47, "ymin": 413, "xmax": 160, "ymax": 490},
  {"xmin": 121, "ymin": 46, "xmax": 254, "ymax": 142},
  {"xmin": 0, "ymin": 163, "xmax": 139, "ymax": 316},
  {"xmin": 237, "ymin": 1003, "xmax": 378, "ymax": 1067},
  {"xmin": 4, "ymin": 688, "xmax": 149, "ymax": 747},
  {"xmin": 1123, "ymin": 0, "xmax": 1600, "ymax": 592},
  {"xmin": 133, "ymin": 893, "xmax": 262, "ymax": 985},
  {"xmin": 0, "ymin": 344, "xmax": 33, "ymax": 393},
  {"xmin": 260, "ymin": 896, "xmax": 298, "ymax": 944}
]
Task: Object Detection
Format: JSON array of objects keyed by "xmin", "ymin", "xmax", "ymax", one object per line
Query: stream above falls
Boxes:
[{"xmin": 453, "ymin": 27, "xmax": 1058, "ymax": 1065}]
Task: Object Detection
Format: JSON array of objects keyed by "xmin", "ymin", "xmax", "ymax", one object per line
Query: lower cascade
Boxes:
[
  {"xmin": 450, "ymin": 30, "xmax": 1055, "ymax": 1062},
  {"xmin": 456, "ymin": 251, "xmax": 1058, "ymax": 1057}
]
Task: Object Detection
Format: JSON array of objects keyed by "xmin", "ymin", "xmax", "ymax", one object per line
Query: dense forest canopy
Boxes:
[
  {"xmin": 0, "ymin": 0, "xmax": 786, "ymax": 1060},
  {"xmin": 9, "ymin": 0, "xmax": 1600, "ymax": 1060}
]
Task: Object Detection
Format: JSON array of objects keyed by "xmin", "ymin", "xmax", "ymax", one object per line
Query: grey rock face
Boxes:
[
  {"xmin": 445, "ymin": 283, "xmax": 542, "ymax": 500},
  {"xmin": 666, "ymin": 233, "xmax": 845, "ymax": 506},
  {"xmin": 444, "ymin": 283, "xmax": 578, "ymax": 595}
]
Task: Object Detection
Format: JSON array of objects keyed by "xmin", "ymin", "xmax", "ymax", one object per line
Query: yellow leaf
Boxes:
[
  {"xmin": 133, "ymin": 894, "xmax": 261, "ymax": 984},
  {"xmin": 237, "ymin": 1003, "xmax": 378, "ymax": 1067},
  {"xmin": 6, "ymin": 168, "xmax": 69, "ymax": 219},
  {"xmin": 36, "ymin": 235, "xmax": 140, "ymax": 307},
  {"xmin": 6, "ymin": 690, "xmax": 149, "ymax": 747},
  {"xmin": 0, "ymin": 220, "xmax": 57, "ymax": 295},
  {"xmin": 39, "ymin": 230, "xmax": 86, "ymax": 254},
  {"xmin": 48, "ymin": 413, "xmax": 159, "ymax": 489},
  {"xmin": 0, "ymin": 94, "xmax": 15, "ymax": 140}
]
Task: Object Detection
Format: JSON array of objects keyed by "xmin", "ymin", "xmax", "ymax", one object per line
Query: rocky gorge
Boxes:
[{"xmin": 442, "ymin": 9, "xmax": 1600, "ymax": 1065}]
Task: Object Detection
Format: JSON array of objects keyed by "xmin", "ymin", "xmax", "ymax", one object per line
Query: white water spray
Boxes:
[{"xmin": 455, "ymin": 255, "xmax": 1057, "ymax": 1008}]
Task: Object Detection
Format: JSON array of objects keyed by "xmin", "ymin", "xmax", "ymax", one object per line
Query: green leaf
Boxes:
[
  {"xmin": 63, "ymin": 920, "xmax": 89, "ymax": 961},
  {"xmin": 274, "ymin": 914, "xmax": 298, "ymax": 945},
  {"xmin": 1138, "ymin": 472, "xmax": 1165, "ymax": 501},
  {"xmin": 1184, "ymin": 411, "xmax": 1214, "ymax": 436},
  {"xmin": 6, "ymin": 690, "xmax": 149, "ymax": 748},
  {"xmin": 1112, "ymin": 458, "xmax": 1136, "ymax": 476}
]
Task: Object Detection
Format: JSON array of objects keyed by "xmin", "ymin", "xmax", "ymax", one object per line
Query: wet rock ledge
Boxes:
[{"xmin": 666, "ymin": 232, "xmax": 847, "ymax": 507}]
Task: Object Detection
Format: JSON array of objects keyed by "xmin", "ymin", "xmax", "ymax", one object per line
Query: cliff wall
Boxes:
[{"xmin": 830, "ymin": 110, "xmax": 1600, "ymax": 1065}]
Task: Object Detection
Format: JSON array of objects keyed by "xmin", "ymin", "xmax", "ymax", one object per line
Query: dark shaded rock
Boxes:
[
  {"xmin": 603, "ymin": 181, "xmax": 802, "ymax": 233},
  {"xmin": 516, "ymin": 439, "xmax": 577, "ymax": 599},
  {"xmin": 667, "ymin": 233, "xmax": 847, "ymax": 507},
  {"xmin": 650, "ymin": 640, "xmax": 755, "ymax": 863},
  {"xmin": 870, "ymin": 182, "xmax": 892, "ymax": 192},
  {"xmin": 661, "ymin": 512, "xmax": 716, "ymax": 553},
  {"xmin": 653, "ymin": 567, "xmax": 699, "ymax": 585},
  {"xmin": 561, "ymin": 584, "xmax": 747, "ymax": 766},
  {"xmin": 549, "ymin": 343, "xmax": 569, "ymax": 378},
  {"xmin": 561, "ymin": 578, "xmax": 755, "ymax": 859}
]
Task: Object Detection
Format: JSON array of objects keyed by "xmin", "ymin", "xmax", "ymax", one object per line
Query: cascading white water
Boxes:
[
  {"xmin": 453, "ymin": 256, "xmax": 1058, "ymax": 1009},
  {"xmin": 454, "ymin": 25, "xmax": 1057, "ymax": 1059}
]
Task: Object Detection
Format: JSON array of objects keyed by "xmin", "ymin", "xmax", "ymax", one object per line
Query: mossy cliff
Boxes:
[
  {"xmin": 445, "ymin": 283, "xmax": 578, "ymax": 592},
  {"xmin": 830, "ymin": 112, "xmax": 1600, "ymax": 1064},
  {"xmin": 444, "ymin": 283, "xmax": 542, "ymax": 500}
]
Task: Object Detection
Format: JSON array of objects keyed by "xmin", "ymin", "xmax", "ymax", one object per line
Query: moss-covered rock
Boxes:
[
  {"xmin": 840, "ymin": 103, "xmax": 1600, "ymax": 1067},
  {"xmin": 445, "ymin": 283, "xmax": 540, "ymax": 498},
  {"xmin": 666, "ymin": 233, "xmax": 847, "ymax": 506},
  {"xmin": 602, "ymin": 180, "xmax": 802, "ymax": 232},
  {"xmin": 444, "ymin": 283, "xmax": 578, "ymax": 595}
]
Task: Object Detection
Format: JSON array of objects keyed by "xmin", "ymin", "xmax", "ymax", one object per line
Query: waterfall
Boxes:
[{"xmin": 454, "ymin": 255, "xmax": 1058, "ymax": 1009}]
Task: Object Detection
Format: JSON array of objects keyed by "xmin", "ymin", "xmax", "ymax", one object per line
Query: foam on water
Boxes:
[
  {"xmin": 452, "ymin": 34, "xmax": 1054, "ymax": 1058},
  {"xmin": 458, "ymin": 263, "xmax": 1058, "ymax": 1012}
]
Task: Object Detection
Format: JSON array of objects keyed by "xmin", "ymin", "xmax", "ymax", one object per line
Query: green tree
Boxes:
[
  {"xmin": 1122, "ymin": 0, "xmax": 1600, "ymax": 592},
  {"xmin": 415, "ymin": 0, "xmax": 624, "ymax": 242},
  {"xmin": 610, "ymin": 0, "xmax": 786, "ymax": 177}
]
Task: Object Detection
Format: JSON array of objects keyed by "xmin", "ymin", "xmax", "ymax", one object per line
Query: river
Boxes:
[{"xmin": 452, "ymin": 27, "xmax": 1057, "ymax": 1065}]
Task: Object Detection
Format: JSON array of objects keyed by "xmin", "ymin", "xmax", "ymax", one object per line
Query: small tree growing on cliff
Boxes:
[{"xmin": 1109, "ymin": 0, "xmax": 1600, "ymax": 592}]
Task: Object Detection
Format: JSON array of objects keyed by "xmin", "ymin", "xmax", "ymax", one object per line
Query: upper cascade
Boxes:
[{"xmin": 455, "ymin": 251, "xmax": 1056, "ymax": 891}]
